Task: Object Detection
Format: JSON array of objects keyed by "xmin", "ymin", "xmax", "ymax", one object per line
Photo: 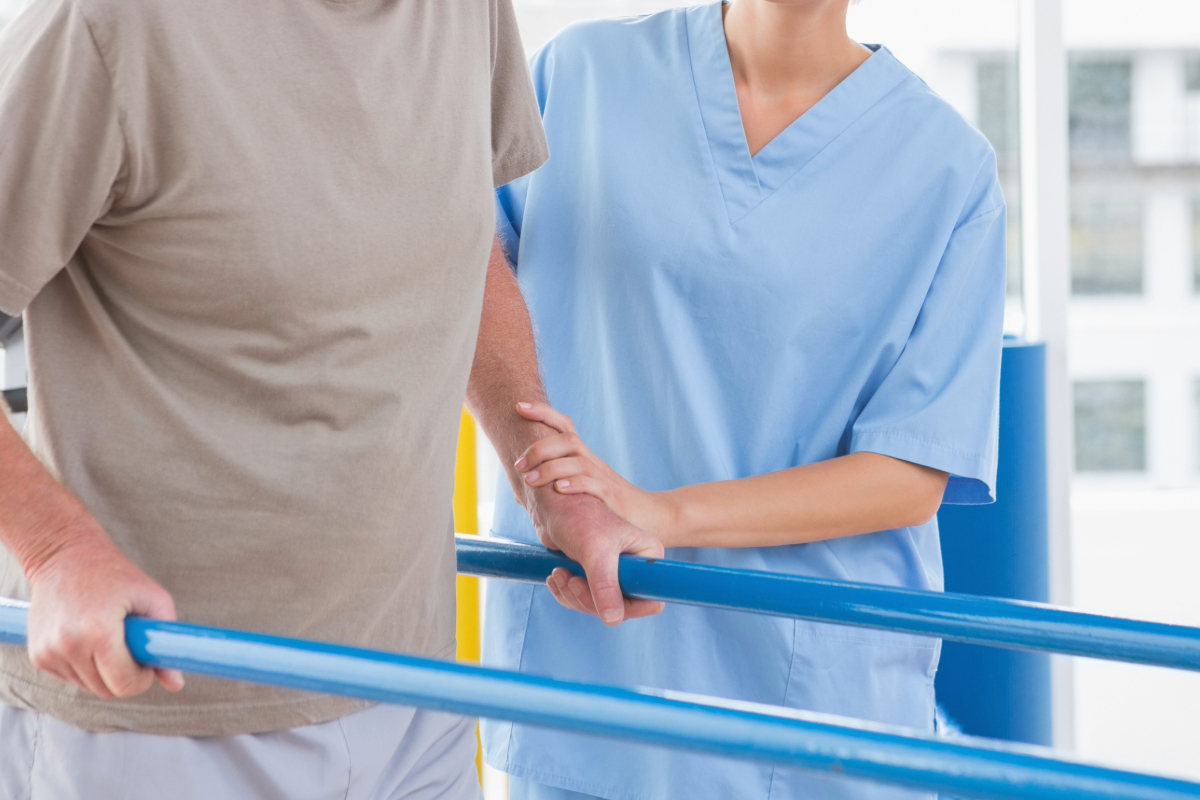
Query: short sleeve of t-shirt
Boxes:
[
  {"xmin": 489, "ymin": 0, "xmax": 548, "ymax": 188},
  {"xmin": 0, "ymin": 0, "xmax": 125, "ymax": 316},
  {"xmin": 849, "ymin": 157, "xmax": 1007, "ymax": 505}
]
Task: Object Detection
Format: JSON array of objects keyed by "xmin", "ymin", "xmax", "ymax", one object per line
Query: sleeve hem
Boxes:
[
  {"xmin": 493, "ymin": 140, "xmax": 549, "ymax": 189},
  {"xmin": 0, "ymin": 271, "xmax": 38, "ymax": 317},
  {"xmin": 850, "ymin": 429, "xmax": 996, "ymax": 505}
]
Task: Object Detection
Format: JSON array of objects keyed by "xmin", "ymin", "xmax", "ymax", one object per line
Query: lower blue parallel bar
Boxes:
[
  {"xmin": 455, "ymin": 535, "xmax": 1200, "ymax": 671},
  {"xmin": 1, "ymin": 599, "xmax": 1198, "ymax": 800}
]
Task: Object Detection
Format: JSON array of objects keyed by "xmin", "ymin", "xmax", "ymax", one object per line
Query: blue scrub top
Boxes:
[{"xmin": 483, "ymin": 5, "xmax": 1006, "ymax": 799}]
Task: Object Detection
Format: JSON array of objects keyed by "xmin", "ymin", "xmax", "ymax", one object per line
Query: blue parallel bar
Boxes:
[
  {"xmin": 455, "ymin": 535, "xmax": 1200, "ymax": 672},
  {"xmin": 1, "ymin": 599, "xmax": 1197, "ymax": 800}
]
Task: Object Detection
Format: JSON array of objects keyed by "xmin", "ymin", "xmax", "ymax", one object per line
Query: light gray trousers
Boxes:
[{"xmin": 0, "ymin": 702, "xmax": 483, "ymax": 800}]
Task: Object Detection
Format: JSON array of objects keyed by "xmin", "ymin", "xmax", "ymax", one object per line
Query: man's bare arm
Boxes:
[
  {"xmin": 466, "ymin": 237, "xmax": 664, "ymax": 625},
  {"xmin": 0, "ymin": 397, "xmax": 183, "ymax": 697}
]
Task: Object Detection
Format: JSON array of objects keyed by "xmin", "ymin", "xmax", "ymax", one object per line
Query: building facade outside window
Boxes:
[
  {"xmin": 1195, "ymin": 378, "xmax": 1200, "ymax": 471},
  {"xmin": 1193, "ymin": 194, "xmax": 1200, "ymax": 293},
  {"xmin": 1068, "ymin": 58, "xmax": 1142, "ymax": 296},
  {"xmin": 1070, "ymin": 183, "xmax": 1144, "ymax": 294},
  {"xmin": 1073, "ymin": 379, "xmax": 1147, "ymax": 472},
  {"xmin": 1069, "ymin": 59, "xmax": 1133, "ymax": 163},
  {"xmin": 976, "ymin": 56, "xmax": 1023, "ymax": 298}
]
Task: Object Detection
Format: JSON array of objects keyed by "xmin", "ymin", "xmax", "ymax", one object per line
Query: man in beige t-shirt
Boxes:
[{"xmin": 0, "ymin": 0, "xmax": 594, "ymax": 795}]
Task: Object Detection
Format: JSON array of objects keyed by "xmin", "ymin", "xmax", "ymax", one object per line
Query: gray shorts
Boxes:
[{"xmin": 0, "ymin": 702, "xmax": 482, "ymax": 800}]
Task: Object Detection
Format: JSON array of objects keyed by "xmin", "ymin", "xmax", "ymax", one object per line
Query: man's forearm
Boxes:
[
  {"xmin": 466, "ymin": 236, "xmax": 555, "ymax": 491},
  {"xmin": 0, "ymin": 402, "xmax": 107, "ymax": 579}
]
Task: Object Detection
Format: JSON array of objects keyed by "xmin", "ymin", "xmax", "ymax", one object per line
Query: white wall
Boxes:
[{"xmin": 1071, "ymin": 490, "xmax": 1200, "ymax": 781}]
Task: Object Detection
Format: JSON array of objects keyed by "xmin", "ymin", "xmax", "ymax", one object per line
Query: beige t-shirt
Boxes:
[{"xmin": 0, "ymin": 0, "xmax": 547, "ymax": 736}]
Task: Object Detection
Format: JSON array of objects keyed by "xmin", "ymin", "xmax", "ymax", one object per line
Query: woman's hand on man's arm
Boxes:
[
  {"xmin": 513, "ymin": 401, "xmax": 950, "ymax": 550},
  {"xmin": 466, "ymin": 236, "xmax": 664, "ymax": 624},
  {"xmin": 513, "ymin": 402, "xmax": 678, "ymax": 541}
]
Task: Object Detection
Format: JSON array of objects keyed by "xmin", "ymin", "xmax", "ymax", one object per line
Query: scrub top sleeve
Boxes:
[
  {"xmin": 0, "ymin": 0, "xmax": 126, "ymax": 316},
  {"xmin": 849, "ymin": 199, "xmax": 1007, "ymax": 505},
  {"xmin": 494, "ymin": 176, "xmax": 529, "ymax": 267}
]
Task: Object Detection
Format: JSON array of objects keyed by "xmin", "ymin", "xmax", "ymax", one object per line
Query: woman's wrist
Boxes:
[{"xmin": 653, "ymin": 489, "xmax": 691, "ymax": 549}]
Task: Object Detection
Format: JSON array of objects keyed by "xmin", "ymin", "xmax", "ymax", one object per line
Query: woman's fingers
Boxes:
[
  {"xmin": 552, "ymin": 475, "xmax": 612, "ymax": 506},
  {"xmin": 524, "ymin": 456, "xmax": 589, "ymax": 488},
  {"xmin": 514, "ymin": 432, "xmax": 588, "ymax": 472},
  {"xmin": 516, "ymin": 402, "xmax": 576, "ymax": 435}
]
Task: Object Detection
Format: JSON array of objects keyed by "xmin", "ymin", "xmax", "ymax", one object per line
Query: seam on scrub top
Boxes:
[
  {"xmin": 951, "ymin": 151, "xmax": 1006, "ymax": 232},
  {"xmin": 855, "ymin": 430, "xmax": 984, "ymax": 459},
  {"xmin": 956, "ymin": 202, "xmax": 1005, "ymax": 231},
  {"xmin": 680, "ymin": 7, "xmax": 740, "ymax": 229},
  {"xmin": 505, "ymin": 763, "xmax": 653, "ymax": 800},
  {"xmin": 505, "ymin": 567, "xmax": 538, "ymax": 774},
  {"xmin": 730, "ymin": 73, "xmax": 918, "ymax": 225},
  {"xmin": 765, "ymin": 618, "xmax": 800, "ymax": 800}
]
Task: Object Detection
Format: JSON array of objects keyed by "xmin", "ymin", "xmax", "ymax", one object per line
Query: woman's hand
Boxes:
[{"xmin": 513, "ymin": 402, "xmax": 678, "ymax": 544}]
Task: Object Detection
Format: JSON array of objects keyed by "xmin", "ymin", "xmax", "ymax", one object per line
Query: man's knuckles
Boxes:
[
  {"xmin": 107, "ymin": 670, "xmax": 153, "ymax": 698},
  {"xmin": 44, "ymin": 620, "xmax": 107, "ymax": 656}
]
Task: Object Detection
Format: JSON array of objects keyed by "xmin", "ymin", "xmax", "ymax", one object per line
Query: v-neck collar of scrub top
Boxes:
[{"xmin": 686, "ymin": 2, "xmax": 911, "ymax": 225}]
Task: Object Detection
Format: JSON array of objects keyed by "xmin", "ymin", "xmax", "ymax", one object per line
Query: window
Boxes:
[
  {"xmin": 1069, "ymin": 59, "xmax": 1133, "ymax": 164},
  {"xmin": 1193, "ymin": 195, "xmax": 1200, "ymax": 293},
  {"xmin": 1071, "ymin": 183, "xmax": 1143, "ymax": 295},
  {"xmin": 1186, "ymin": 56, "xmax": 1200, "ymax": 94},
  {"xmin": 1196, "ymin": 378, "xmax": 1200, "ymax": 472},
  {"xmin": 976, "ymin": 56, "xmax": 1022, "ymax": 298},
  {"xmin": 1074, "ymin": 380, "xmax": 1146, "ymax": 472},
  {"xmin": 977, "ymin": 58, "xmax": 1019, "ymax": 164}
]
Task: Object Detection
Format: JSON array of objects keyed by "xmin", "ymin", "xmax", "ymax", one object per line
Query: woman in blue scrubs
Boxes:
[{"xmin": 484, "ymin": 1, "xmax": 1006, "ymax": 798}]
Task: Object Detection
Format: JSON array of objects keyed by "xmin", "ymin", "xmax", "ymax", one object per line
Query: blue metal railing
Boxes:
[
  {"xmin": 456, "ymin": 535, "xmax": 1200, "ymax": 671},
  {"xmin": 1, "ymin": 598, "xmax": 1198, "ymax": 800}
]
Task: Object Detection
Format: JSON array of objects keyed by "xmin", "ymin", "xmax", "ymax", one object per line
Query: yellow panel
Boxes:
[{"xmin": 452, "ymin": 408, "xmax": 483, "ymax": 779}]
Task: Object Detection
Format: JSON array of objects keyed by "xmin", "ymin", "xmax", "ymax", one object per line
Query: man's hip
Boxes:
[{"xmin": 0, "ymin": 702, "xmax": 482, "ymax": 800}]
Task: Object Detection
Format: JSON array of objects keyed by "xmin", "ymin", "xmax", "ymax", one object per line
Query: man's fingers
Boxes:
[
  {"xmin": 156, "ymin": 669, "xmax": 186, "ymax": 692},
  {"xmin": 623, "ymin": 598, "xmax": 665, "ymax": 620},
  {"xmin": 93, "ymin": 628, "xmax": 155, "ymax": 698},
  {"xmin": 515, "ymin": 402, "xmax": 576, "ymax": 435},
  {"xmin": 564, "ymin": 575, "xmax": 599, "ymax": 616},
  {"xmin": 578, "ymin": 549, "xmax": 624, "ymax": 625},
  {"xmin": 29, "ymin": 619, "xmax": 119, "ymax": 699},
  {"xmin": 32, "ymin": 648, "xmax": 112, "ymax": 698},
  {"xmin": 628, "ymin": 533, "xmax": 666, "ymax": 560},
  {"xmin": 547, "ymin": 570, "xmax": 593, "ymax": 616}
]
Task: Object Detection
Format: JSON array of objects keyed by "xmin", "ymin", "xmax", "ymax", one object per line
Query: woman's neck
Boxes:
[{"xmin": 723, "ymin": 0, "xmax": 872, "ymax": 155}]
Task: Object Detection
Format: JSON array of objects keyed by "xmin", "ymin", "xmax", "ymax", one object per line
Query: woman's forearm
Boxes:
[{"xmin": 658, "ymin": 452, "xmax": 948, "ymax": 550}]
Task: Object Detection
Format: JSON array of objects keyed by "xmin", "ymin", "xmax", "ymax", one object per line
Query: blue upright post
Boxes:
[{"xmin": 936, "ymin": 339, "xmax": 1053, "ymax": 745}]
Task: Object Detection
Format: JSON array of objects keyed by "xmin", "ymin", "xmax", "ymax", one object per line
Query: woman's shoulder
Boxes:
[
  {"xmin": 534, "ymin": 5, "xmax": 692, "ymax": 76},
  {"xmin": 873, "ymin": 51, "xmax": 998, "ymax": 168}
]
